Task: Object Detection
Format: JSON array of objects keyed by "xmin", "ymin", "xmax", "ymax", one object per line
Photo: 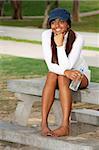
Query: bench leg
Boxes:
[
  {"xmin": 52, "ymin": 100, "xmax": 62, "ymax": 126},
  {"xmin": 13, "ymin": 93, "xmax": 35, "ymax": 126}
]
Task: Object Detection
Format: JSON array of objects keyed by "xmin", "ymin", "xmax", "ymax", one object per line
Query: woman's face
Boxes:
[{"xmin": 51, "ymin": 18, "xmax": 69, "ymax": 35}]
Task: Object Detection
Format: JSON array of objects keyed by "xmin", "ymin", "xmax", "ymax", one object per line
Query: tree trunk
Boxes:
[
  {"xmin": 11, "ymin": 0, "xmax": 22, "ymax": 19},
  {"xmin": 0, "ymin": 0, "xmax": 4, "ymax": 16},
  {"xmin": 42, "ymin": 0, "xmax": 59, "ymax": 29},
  {"xmin": 42, "ymin": 1, "xmax": 52, "ymax": 29},
  {"xmin": 72, "ymin": 0, "xmax": 80, "ymax": 22},
  {"xmin": 54, "ymin": 0, "xmax": 59, "ymax": 8}
]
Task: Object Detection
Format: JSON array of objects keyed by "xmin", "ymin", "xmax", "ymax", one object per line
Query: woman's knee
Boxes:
[
  {"xmin": 46, "ymin": 72, "xmax": 58, "ymax": 85},
  {"xmin": 47, "ymin": 72, "xmax": 58, "ymax": 80},
  {"xmin": 58, "ymin": 75, "xmax": 70, "ymax": 87}
]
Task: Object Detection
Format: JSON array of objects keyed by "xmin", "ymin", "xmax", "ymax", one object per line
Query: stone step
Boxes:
[
  {"xmin": 71, "ymin": 109, "xmax": 99, "ymax": 126},
  {"xmin": 7, "ymin": 77, "xmax": 99, "ymax": 104},
  {"xmin": 0, "ymin": 121, "xmax": 99, "ymax": 150}
]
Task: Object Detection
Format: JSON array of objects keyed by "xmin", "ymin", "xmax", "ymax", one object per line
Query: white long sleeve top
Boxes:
[{"xmin": 42, "ymin": 29, "xmax": 90, "ymax": 81}]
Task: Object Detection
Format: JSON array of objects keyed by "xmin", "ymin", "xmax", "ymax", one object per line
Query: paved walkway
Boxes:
[
  {"xmin": 0, "ymin": 26, "xmax": 99, "ymax": 47},
  {"xmin": 0, "ymin": 26, "xmax": 99, "ymax": 67},
  {"xmin": 0, "ymin": 40, "xmax": 99, "ymax": 67},
  {"xmin": 80, "ymin": 10, "xmax": 99, "ymax": 17},
  {"xmin": 0, "ymin": 40, "xmax": 43, "ymax": 59}
]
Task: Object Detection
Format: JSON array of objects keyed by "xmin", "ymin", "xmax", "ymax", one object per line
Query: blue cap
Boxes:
[{"xmin": 48, "ymin": 8, "xmax": 71, "ymax": 24}]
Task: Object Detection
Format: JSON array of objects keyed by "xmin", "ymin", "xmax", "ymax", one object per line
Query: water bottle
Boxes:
[{"xmin": 69, "ymin": 68, "xmax": 84, "ymax": 91}]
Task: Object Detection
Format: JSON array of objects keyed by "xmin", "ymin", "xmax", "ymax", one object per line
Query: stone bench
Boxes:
[{"xmin": 7, "ymin": 77, "xmax": 99, "ymax": 126}]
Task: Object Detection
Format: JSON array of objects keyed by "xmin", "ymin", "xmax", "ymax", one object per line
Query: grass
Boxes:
[
  {"xmin": 0, "ymin": 36, "xmax": 42, "ymax": 45},
  {"xmin": 83, "ymin": 46, "xmax": 99, "ymax": 51},
  {"xmin": 60, "ymin": 0, "xmax": 99, "ymax": 13},
  {"xmin": 72, "ymin": 14, "xmax": 99, "ymax": 32},
  {"xmin": 4, "ymin": 1, "xmax": 46, "ymax": 16},
  {"xmin": 0, "ymin": 55, "xmax": 99, "ymax": 83},
  {"xmin": 3, "ymin": 0, "xmax": 99, "ymax": 16},
  {"xmin": 79, "ymin": 0, "xmax": 99, "ymax": 12},
  {"xmin": 89, "ymin": 66, "xmax": 99, "ymax": 83},
  {"xmin": 0, "ymin": 18, "xmax": 43, "ymax": 28},
  {"xmin": 0, "ymin": 55, "xmax": 47, "ymax": 78}
]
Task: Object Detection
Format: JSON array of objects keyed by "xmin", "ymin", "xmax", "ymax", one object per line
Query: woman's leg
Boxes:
[
  {"xmin": 53, "ymin": 75, "xmax": 72, "ymax": 137},
  {"xmin": 80, "ymin": 74, "xmax": 89, "ymax": 89},
  {"xmin": 41, "ymin": 72, "xmax": 58, "ymax": 135}
]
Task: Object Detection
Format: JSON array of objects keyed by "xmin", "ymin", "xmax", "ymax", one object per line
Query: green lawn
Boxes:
[
  {"xmin": 3, "ymin": 0, "xmax": 99, "ymax": 16},
  {"xmin": 0, "ymin": 18, "xmax": 43, "ymax": 28},
  {"xmin": 0, "ymin": 55, "xmax": 99, "ymax": 83},
  {"xmin": 60, "ymin": 0, "xmax": 99, "ymax": 13},
  {"xmin": 0, "ymin": 55, "xmax": 47, "ymax": 79},
  {"xmin": 4, "ymin": 1, "xmax": 46, "ymax": 16},
  {"xmin": 72, "ymin": 14, "xmax": 99, "ymax": 32}
]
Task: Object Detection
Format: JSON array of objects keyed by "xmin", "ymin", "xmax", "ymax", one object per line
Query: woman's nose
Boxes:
[{"xmin": 55, "ymin": 21, "xmax": 60, "ymax": 27}]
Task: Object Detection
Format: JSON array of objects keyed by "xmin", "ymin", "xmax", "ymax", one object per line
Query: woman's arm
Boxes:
[
  {"xmin": 57, "ymin": 33, "xmax": 84, "ymax": 72},
  {"xmin": 42, "ymin": 30, "xmax": 64, "ymax": 75}
]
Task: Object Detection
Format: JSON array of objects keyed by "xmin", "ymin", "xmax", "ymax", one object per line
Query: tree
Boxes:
[
  {"xmin": 42, "ymin": 0, "xmax": 59, "ymax": 29},
  {"xmin": 11, "ymin": 0, "xmax": 22, "ymax": 19},
  {"xmin": 72, "ymin": 0, "xmax": 80, "ymax": 22},
  {"xmin": 0, "ymin": 0, "xmax": 22, "ymax": 19},
  {"xmin": 0, "ymin": 0, "xmax": 4, "ymax": 16}
]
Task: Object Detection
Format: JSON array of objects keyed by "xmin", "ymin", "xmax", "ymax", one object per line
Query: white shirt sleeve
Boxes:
[
  {"xmin": 42, "ymin": 30, "xmax": 64, "ymax": 75},
  {"xmin": 57, "ymin": 32, "xmax": 84, "ymax": 72}
]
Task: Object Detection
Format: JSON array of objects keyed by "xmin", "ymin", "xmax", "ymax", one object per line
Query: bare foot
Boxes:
[
  {"xmin": 41, "ymin": 126, "xmax": 54, "ymax": 136},
  {"xmin": 53, "ymin": 126, "xmax": 69, "ymax": 137}
]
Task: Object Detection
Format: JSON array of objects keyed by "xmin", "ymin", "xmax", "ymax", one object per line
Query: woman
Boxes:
[{"xmin": 41, "ymin": 8, "xmax": 90, "ymax": 137}]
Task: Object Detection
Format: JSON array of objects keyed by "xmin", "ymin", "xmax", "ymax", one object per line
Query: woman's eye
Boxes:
[
  {"xmin": 51, "ymin": 20, "xmax": 55, "ymax": 25},
  {"xmin": 60, "ymin": 20, "xmax": 64, "ymax": 23}
]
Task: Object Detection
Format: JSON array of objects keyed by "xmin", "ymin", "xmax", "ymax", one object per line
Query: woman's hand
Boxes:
[
  {"xmin": 54, "ymin": 33, "xmax": 65, "ymax": 47},
  {"xmin": 64, "ymin": 70, "xmax": 82, "ymax": 81}
]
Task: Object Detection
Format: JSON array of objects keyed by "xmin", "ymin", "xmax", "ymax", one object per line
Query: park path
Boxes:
[
  {"xmin": 0, "ymin": 26, "xmax": 99, "ymax": 67},
  {"xmin": 0, "ymin": 26, "xmax": 99, "ymax": 47}
]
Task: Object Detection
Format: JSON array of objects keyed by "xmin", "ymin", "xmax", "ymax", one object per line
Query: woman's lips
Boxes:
[{"xmin": 56, "ymin": 28, "xmax": 61, "ymax": 32}]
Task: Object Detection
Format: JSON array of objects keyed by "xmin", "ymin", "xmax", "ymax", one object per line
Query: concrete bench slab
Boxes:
[
  {"xmin": 0, "ymin": 121, "xmax": 99, "ymax": 150},
  {"xmin": 71, "ymin": 109, "xmax": 99, "ymax": 126},
  {"xmin": 7, "ymin": 77, "xmax": 99, "ymax": 104}
]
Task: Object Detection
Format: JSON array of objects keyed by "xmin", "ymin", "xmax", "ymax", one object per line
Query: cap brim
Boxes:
[{"xmin": 48, "ymin": 16, "xmax": 67, "ymax": 24}]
